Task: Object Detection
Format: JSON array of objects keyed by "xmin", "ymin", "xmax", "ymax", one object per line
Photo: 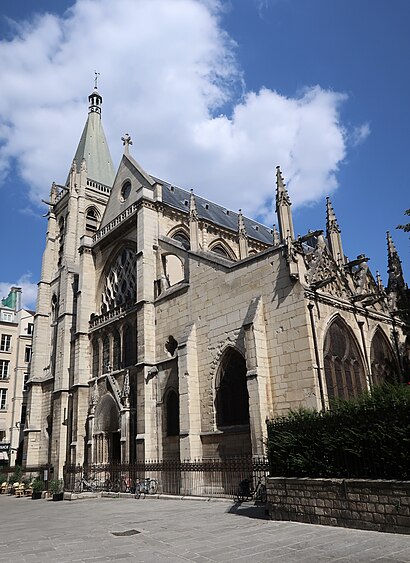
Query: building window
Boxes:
[
  {"xmin": 165, "ymin": 390, "xmax": 179, "ymax": 436},
  {"xmin": 102, "ymin": 335, "xmax": 110, "ymax": 372},
  {"xmin": 216, "ymin": 348, "xmax": 249, "ymax": 427},
  {"xmin": 24, "ymin": 346, "xmax": 32, "ymax": 363},
  {"xmin": 0, "ymin": 360, "xmax": 9, "ymax": 379},
  {"xmin": 113, "ymin": 330, "xmax": 121, "ymax": 371},
  {"xmin": 27, "ymin": 323, "xmax": 34, "ymax": 335},
  {"xmin": 324, "ymin": 317, "xmax": 367, "ymax": 402},
  {"xmin": 370, "ymin": 328, "xmax": 398, "ymax": 386},
  {"xmin": 0, "ymin": 389, "xmax": 7, "ymax": 410},
  {"xmin": 0, "ymin": 335, "xmax": 11, "ymax": 352},
  {"xmin": 20, "ymin": 405, "xmax": 27, "ymax": 425},
  {"xmin": 1, "ymin": 312, "xmax": 13, "ymax": 322},
  {"xmin": 172, "ymin": 232, "xmax": 190, "ymax": 250},
  {"xmin": 101, "ymin": 248, "xmax": 137, "ymax": 313},
  {"xmin": 85, "ymin": 207, "xmax": 99, "ymax": 235},
  {"xmin": 23, "ymin": 372, "xmax": 29, "ymax": 392},
  {"xmin": 92, "ymin": 340, "xmax": 99, "ymax": 378}
]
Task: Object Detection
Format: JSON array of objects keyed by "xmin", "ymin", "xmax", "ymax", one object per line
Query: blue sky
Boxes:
[{"xmin": 0, "ymin": 0, "xmax": 408, "ymax": 308}]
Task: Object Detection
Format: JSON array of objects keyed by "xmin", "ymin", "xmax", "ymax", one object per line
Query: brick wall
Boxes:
[{"xmin": 267, "ymin": 477, "xmax": 410, "ymax": 535}]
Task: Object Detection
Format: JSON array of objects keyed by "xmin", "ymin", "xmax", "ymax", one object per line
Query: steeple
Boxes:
[
  {"xmin": 68, "ymin": 83, "xmax": 115, "ymax": 188},
  {"xmin": 386, "ymin": 231, "xmax": 405, "ymax": 293},
  {"xmin": 275, "ymin": 166, "xmax": 294, "ymax": 242},
  {"xmin": 326, "ymin": 197, "xmax": 344, "ymax": 265}
]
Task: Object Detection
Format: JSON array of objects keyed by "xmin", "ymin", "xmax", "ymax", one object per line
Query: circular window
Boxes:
[{"xmin": 120, "ymin": 181, "xmax": 131, "ymax": 202}]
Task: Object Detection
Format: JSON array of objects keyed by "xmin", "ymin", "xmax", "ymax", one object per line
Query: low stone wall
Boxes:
[{"xmin": 267, "ymin": 477, "xmax": 410, "ymax": 534}]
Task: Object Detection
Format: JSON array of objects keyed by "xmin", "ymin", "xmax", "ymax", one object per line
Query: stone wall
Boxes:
[{"xmin": 267, "ymin": 477, "xmax": 410, "ymax": 534}]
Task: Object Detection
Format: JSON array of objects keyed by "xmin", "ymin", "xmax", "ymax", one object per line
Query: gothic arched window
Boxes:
[
  {"xmin": 210, "ymin": 244, "xmax": 230, "ymax": 259},
  {"xmin": 216, "ymin": 348, "xmax": 249, "ymax": 427},
  {"xmin": 102, "ymin": 335, "xmax": 110, "ymax": 373},
  {"xmin": 123, "ymin": 324, "xmax": 135, "ymax": 367},
  {"xmin": 85, "ymin": 207, "xmax": 99, "ymax": 235},
  {"xmin": 58, "ymin": 216, "xmax": 65, "ymax": 266},
  {"xmin": 113, "ymin": 330, "xmax": 121, "ymax": 371},
  {"xmin": 101, "ymin": 248, "xmax": 136, "ymax": 313},
  {"xmin": 324, "ymin": 317, "xmax": 367, "ymax": 402},
  {"xmin": 92, "ymin": 340, "xmax": 99, "ymax": 378},
  {"xmin": 165, "ymin": 390, "xmax": 179, "ymax": 436},
  {"xmin": 370, "ymin": 328, "xmax": 398, "ymax": 386},
  {"xmin": 172, "ymin": 231, "xmax": 190, "ymax": 250}
]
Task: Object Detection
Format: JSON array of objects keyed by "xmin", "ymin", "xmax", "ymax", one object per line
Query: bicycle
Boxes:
[
  {"xmin": 105, "ymin": 475, "xmax": 134, "ymax": 493},
  {"xmin": 134, "ymin": 477, "xmax": 158, "ymax": 498},
  {"xmin": 73, "ymin": 474, "xmax": 99, "ymax": 493},
  {"xmin": 234, "ymin": 476, "xmax": 267, "ymax": 503}
]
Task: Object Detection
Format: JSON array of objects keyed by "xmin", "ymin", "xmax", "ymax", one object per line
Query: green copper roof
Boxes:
[{"xmin": 70, "ymin": 89, "xmax": 115, "ymax": 187}]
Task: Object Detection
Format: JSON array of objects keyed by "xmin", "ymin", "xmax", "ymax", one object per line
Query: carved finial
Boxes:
[
  {"xmin": 189, "ymin": 189, "xmax": 198, "ymax": 221},
  {"xmin": 326, "ymin": 197, "xmax": 340, "ymax": 234},
  {"xmin": 376, "ymin": 270, "xmax": 383, "ymax": 290},
  {"xmin": 272, "ymin": 224, "xmax": 280, "ymax": 246},
  {"xmin": 80, "ymin": 158, "xmax": 87, "ymax": 173},
  {"xmin": 121, "ymin": 133, "xmax": 133, "ymax": 154},
  {"xmin": 238, "ymin": 209, "xmax": 247, "ymax": 238},
  {"xmin": 94, "ymin": 71, "xmax": 100, "ymax": 90}
]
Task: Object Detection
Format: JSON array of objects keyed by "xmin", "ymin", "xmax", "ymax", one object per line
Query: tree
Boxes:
[{"xmin": 397, "ymin": 209, "xmax": 410, "ymax": 233}]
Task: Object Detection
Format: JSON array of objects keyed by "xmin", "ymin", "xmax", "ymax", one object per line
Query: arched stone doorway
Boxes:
[
  {"xmin": 214, "ymin": 347, "xmax": 251, "ymax": 456},
  {"xmin": 93, "ymin": 393, "xmax": 120, "ymax": 463}
]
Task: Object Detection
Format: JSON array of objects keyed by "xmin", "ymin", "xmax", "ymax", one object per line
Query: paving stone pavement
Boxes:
[{"xmin": 0, "ymin": 495, "xmax": 409, "ymax": 562}]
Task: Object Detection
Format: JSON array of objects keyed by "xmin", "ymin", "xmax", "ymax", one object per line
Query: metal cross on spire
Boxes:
[
  {"xmin": 94, "ymin": 71, "xmax": 100, "ymax": 89},
  {"xmin": 121, "ymin": 133, "xmax": 133, "ymax": 154}
]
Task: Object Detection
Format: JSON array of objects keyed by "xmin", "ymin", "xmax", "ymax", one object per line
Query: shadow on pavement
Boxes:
[{"xmin": 226, "ymin": 501, "xmax": 270, "ymax": 520}]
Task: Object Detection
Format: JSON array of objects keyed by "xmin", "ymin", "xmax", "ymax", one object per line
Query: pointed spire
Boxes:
[
  {"xmin": 189, "ymin": 189, "xmax": 198, "ymax": 221},
  {"xmin": 189, "ymin": 190, "xmax": 199, "ymax": 251},
  {"xmin": 238, "ymin": 209, "xmax": 248, "ymax": 259},
  {"xmin": 386, "ymin": 231, "xmax": 405, "ymax": 292},
  {"xmin": 275, "ymin": 166, "xmax": 294, "ymax": 242},
  {"xmin": 376, "ymin": 270, "xmax": 383, "ymax": 291},
  {"xmin": 68, "ymin": 85, "xmax": 115, "ymax": 188},
  {"xmin": 272, "ymin": 224, "xmax": 280, "ymax": 246},
  {"xmin": 326, "ymin": 197, "xmax": 344, "ymax": 265}
]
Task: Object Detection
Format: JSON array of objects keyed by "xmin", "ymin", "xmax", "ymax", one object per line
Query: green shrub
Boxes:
[
  {"xmin": 267, "ymin": 384, "xmax": 410, "ymax": 480},
  {"xmin": 31, "ymin": 478, "xmax": 45, "ymax": 493},
  {"xmin": 49, "ymin": 478, "xmax": 64, "ymax": 494}
]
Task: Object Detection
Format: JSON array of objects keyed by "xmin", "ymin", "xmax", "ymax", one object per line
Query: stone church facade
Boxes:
[{"xmin": 23, "ymin": 88, "xmax": 409, "ymax": 477}]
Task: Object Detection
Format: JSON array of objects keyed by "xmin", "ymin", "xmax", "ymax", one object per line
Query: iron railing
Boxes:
[{"xmin": 64, "ymin": 456, "xmax": 269, "ymax": 498}]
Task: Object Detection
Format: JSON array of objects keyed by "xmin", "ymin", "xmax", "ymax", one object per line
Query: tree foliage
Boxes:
[
  {"xmin": 397, "ymin": 208, "xmax": 410, "ymax": 233},
  {"xmin": 267, "ymin": 384, "xmax": 410, "ymax": 480}
]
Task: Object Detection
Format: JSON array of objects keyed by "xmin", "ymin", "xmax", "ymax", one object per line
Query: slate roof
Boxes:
[{"xmin": 155, "ymin": 177, "xmax": 273, "ymax": 245}]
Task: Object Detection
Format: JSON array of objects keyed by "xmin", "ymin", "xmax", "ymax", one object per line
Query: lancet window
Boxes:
[
  {"xmin": 113, "ymin": 330, "xmax": 121, "ymax": 371},
  {"xmin": 101, "ymin": 248, "xmax": 136, "ymax": 313},
  {"xmin": 85, "ymin": 207, "xmax": 99, "ymax": 235},
  {"xmin": 323, "ymin": 317, "xmax": 367, "ymax": 402},
  {"xmin": 370, "ymin": 328, "xmax": 398, "ymax": 386}
]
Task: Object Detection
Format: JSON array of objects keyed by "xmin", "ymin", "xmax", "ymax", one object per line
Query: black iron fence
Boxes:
[{"xmin": 64, "ymin": 456, "xmax": 269, "ymax": 498}]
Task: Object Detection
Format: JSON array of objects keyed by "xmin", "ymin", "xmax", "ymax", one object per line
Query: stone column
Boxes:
[{"xmin": 178, "ymin": 323, "xmax": 202, "ymax": 460}]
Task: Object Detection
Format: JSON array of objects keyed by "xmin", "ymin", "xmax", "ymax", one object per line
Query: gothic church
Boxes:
[{"xmin": 24, "ymin": 88, "xmax": 409, "ymax": 477}]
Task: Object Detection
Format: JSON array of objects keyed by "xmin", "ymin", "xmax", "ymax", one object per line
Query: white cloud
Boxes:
[
  {"xmin": 351, "ymin": 122, "xmax": 371, "ymax": 147},
  {"xmin": 0, "ymin": 274, "xmax": 38, "ymax": 310},
  {"xmin": 0, "ymin": 0, "xmax": 354, "ymax": 224}
]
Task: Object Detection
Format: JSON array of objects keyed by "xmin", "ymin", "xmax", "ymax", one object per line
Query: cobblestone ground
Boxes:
[{"xmin": 0, "ymin": 495, "xmax": 409, "ymax": 562}]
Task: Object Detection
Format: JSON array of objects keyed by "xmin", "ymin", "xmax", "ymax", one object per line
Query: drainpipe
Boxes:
[{"xmin": 307, "ymin": 301, "xmax": 326, "ymax": 410}]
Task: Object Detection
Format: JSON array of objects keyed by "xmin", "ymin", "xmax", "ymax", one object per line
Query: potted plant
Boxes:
[
  {"xmin": 31, "ymin": 478, "xmax": 45, "ymax": 500},
  {"xmin": 49, "ymin": 478, "xmax": 64, "ymax": 501}
]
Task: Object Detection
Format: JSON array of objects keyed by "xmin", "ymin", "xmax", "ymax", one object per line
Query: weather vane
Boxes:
[{"xmin": 94, "ymin": 71, "xmax": 100, "ymax": 89}]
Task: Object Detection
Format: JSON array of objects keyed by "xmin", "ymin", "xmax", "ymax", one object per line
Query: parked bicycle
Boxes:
[
  {"xmin": 104, "ymin": 475, "xmax": 133, "ymax": 493},
  {"xmin": 234, "ymin": 476, "xmax": 267, "ymax": 503},
  {"xmin": 73, "ymin": 474, "xmax": 99, "ymax": 493},
  {"xmin": 134, "ymin": 477, "xmax": 158, "ymax": 498}
]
